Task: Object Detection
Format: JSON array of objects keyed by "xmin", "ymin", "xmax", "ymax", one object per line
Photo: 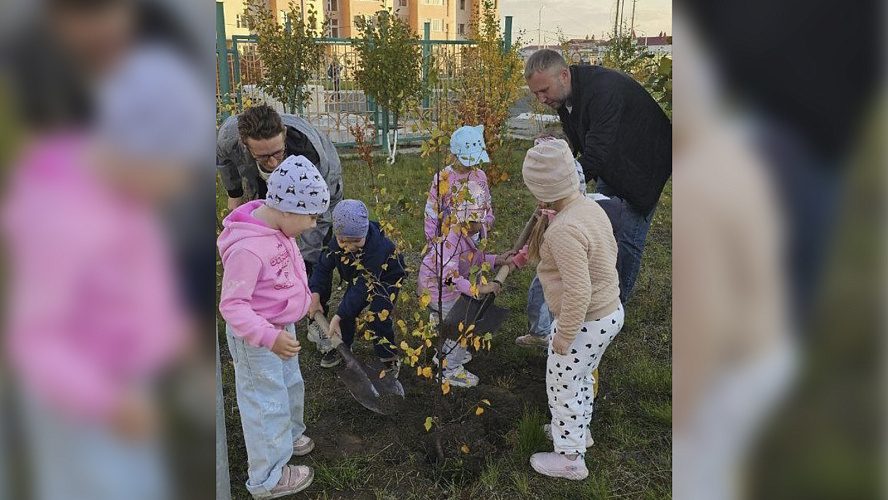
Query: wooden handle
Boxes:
[
  {"xmin": 493, "ymin": 263, "xmax": 511, "ymax": 284},
  {"xmin": 511, "ymin": 212, "xmax": 539, "ymax": 252}
]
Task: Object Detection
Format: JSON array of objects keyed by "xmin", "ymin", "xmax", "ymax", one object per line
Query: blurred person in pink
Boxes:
[
  {"xmin": 2, "ymin": 41, "xmax": 203, "ymax": 500},
  {"xmin": 218, "ymin": 154, "xmax": 330, "ymax": 499}
]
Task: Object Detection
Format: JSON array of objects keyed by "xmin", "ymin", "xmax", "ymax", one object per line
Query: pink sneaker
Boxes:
[
  {"xmin": 254, "ymin": 464, "xmax": 314, "ymax": 499},
  {"xmin": 529, "ymin": 452, "xmax": 589, "ymax": 480},
  {"xmin": 293, "ymin": 435, "xmax": 315, "ymax": 456}
]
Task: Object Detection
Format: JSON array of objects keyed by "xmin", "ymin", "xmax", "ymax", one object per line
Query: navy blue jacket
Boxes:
[{"xmin": 309, "ymin": 221, "xmax": 407, "ymax": 320}]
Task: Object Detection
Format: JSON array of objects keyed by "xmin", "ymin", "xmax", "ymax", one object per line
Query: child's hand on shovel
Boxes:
[
  {"xmin": 478, "ymin": 282, "xmax": 502, "ymax": 296},
  {"xmin": 308, "ymin": 293, "xmax": 324, "ymax": 317},
  {"xmin": 327, "ymin": 315, "xmax": 343, "ymax": 339},
  {"xmin": 272, "ymin": 330, "xmax": 301, "ymax": 359},
  {"xmin": 494, "ymin": 250, "xmax": 516, "ymax": 266}
]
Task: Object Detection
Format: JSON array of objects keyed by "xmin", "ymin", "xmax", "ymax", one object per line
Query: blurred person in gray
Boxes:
[
  {"xmin": 2, "ymin": 40, "xmax": 204, "ymax": 500},
  {"xmin": 217, "ymin": 106, "xmax": 344, "ymax": 355},
  {"xmin": 0, "ymin": 0, "xmax": 202, "ymax": 136},
  {"xmin": 524, "ymin": 49, "xmax": 672, "ymax": 305},
  {"xmin": 672, "ymin": 13, "xmax": 798, "ymax": 499}
]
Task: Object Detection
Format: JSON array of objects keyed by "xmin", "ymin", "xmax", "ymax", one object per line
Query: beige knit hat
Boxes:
[{"xmin": 522, "ymin": 139, "xmax": 579, "ymax": 202}]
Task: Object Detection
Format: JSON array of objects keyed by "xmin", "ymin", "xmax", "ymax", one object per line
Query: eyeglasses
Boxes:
[{"xmin": 250, "ymin": 147, "xmax": 286, "ymax": 163}]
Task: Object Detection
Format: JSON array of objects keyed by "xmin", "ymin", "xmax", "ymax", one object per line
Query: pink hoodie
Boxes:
[
  {"xmin": 218, "ymin": 201, "xmax": 311, "ymax": 349},
  {"xmin": 418, "ymin": 227, "xmax": 498, "ymax": 306},
  {"xmin": 3, "ymin": 134, "xmax": 187, "ymax": 422}
]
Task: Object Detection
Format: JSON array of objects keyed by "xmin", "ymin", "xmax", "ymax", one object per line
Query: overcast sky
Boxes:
[{"xmin": 503, "ymin": 0, "xmax": 672, "ymax": 45}]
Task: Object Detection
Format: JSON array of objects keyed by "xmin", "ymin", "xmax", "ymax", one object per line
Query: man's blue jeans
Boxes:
[
  {"xmin": 527, "ymin": 275, "xmax": 553, "ymax": 337},
  {"xmin": 595, "ymin": 178, "xmax": 657, "ymax": 304}
]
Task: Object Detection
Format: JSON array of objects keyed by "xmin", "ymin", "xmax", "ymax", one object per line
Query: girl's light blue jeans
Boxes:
[{"xmin": 226, "ymin": 323, "xmax": 306, "ymax": 497}]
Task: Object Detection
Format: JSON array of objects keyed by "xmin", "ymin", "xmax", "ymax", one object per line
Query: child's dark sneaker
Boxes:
[{"xmin": 320, "ymin": 349, "xmax": 341, "ymax": 368}]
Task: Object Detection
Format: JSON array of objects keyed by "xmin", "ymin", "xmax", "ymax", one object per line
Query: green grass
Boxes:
[
  {"xmin": 217, "ymin": 139, "xmax": 672, "ymax": 499},
  {"xmin": 516, "ymin": 405, "xmax": 548, "ymax": 458}
]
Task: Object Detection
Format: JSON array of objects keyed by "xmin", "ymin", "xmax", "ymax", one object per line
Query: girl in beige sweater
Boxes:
[{"xmin": 517, "ymin": 139, "xmax": 624, "ymax": 480}]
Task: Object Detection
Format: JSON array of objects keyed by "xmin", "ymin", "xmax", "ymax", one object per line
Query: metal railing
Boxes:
[{"xmin": 216, "ymin": 5, "xmax": 513, "ymax": 148}]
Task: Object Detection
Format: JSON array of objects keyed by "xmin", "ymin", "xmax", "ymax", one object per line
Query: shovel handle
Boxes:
[
  {"xmin": 312, "ymin": 311, "xmax": 342, "ymax": 348},
  {"xmin": 511, "ymin": 211, "xmax": 539, "ymax": 253},
  {"xmin": 492, "ymin": 263, "xmax": 511, "ymax": 285}
]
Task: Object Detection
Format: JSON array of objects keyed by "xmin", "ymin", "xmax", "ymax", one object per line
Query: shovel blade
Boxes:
[
  {"xmin": 363, "ymin": 358, "xmax": 406, "ymax": 397},
  {"xmin": 336, "ymin": 365, "xmax": 383, "ymax": 414},
  {"xmin": 444, "ymin": 295, "xmax": 509, "ymax": 335}
]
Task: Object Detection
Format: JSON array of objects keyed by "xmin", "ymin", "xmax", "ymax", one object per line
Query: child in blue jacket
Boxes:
[{"xmin": 308, "ymin": 200, "xmax": 407, "ymax": 373}]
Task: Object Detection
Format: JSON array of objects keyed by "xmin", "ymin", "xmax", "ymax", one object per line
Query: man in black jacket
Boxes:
[{"xmin": 525, "ymin": 49, "xmax": 672, "ymax": 303}]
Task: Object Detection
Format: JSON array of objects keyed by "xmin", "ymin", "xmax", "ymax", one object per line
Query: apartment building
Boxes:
[
  {"xmin": 325, "ymin": 0, "xmax": 497, "ymax": 40},
  {"xmin": 221, "ymin": 0, "xmax": 325, "ymax": 36},
  {"xmin": 221, "ymin": 0, "xmax": 497, "ymax": 40}
]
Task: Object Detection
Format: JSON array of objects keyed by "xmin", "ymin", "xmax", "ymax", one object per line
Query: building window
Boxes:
[
  {"xmin": 327, "ymin": 0, "xmax": 337, "ymax": 11},
  {"xmin": 432, "ymin": 19, "xmax": 442, "ymax": 31},
  {"xmin": 460, "ymin": 0, "xmax": 465, "ymax": 9},
  {"xmin": 280, "ymin": 11, "xmax": 289, "ymax": 25},
  {"xmin": 423, "ymin": 0, "xmax": 444, "ymax": 5},
  {"xmin": 399, "ymin": 0, "xmax": 407, "ymax": 5},
  {"xmin": 329, "ymin": 19, "xmax": 339, "ymax": 37},
  {"xmin": 458, "ymin": 23, "xmax": 465, "ymax": 35},
  {"xmin": 236, "ymin": 14, "xmax": 243, "ymax": 28}
]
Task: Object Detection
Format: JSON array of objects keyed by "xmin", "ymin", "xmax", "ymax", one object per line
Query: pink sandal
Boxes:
[{"xmin": 255, "ymin": 464, "xmax": 314, "ymax": 499}]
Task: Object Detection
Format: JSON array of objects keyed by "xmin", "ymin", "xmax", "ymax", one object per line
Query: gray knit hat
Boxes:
[
  {"xmin": 266, "ymin": 155, "xmax": 330, "ymax": 214},
  {"xmin": 522, "ymin": 139, "xmax": 579, "ymax": 203},
  {"xmin": 332, "ymin": 199, "xmax": 369, "ymax": 239}
]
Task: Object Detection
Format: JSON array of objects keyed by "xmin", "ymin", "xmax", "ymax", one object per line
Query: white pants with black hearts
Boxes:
[{"xmin": 547, "ymin": 304, "xmax": 624, "ymax": 456}]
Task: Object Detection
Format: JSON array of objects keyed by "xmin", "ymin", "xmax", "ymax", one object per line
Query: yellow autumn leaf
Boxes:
[
  {"xmin": 390, "ymin": 293, "xmax": 395, "ymax": 301},
  {"xmin": 379, "ymin": 370, "xmax": 386, "ymax": 379},
  {"xmin": 441, "ymin": 381, "xmax": 451, "ymax": 395},
  {"xmin": 378, "ymin": 309, "xmax": 390, "ymax": 321},
  {"xmin": 420, "ymin": 293, "xmax": 431, "ymax": 309},
  {"xmin": 481, "ymin": 399, "xmax": 491, "ymax": 406},
  {"xmin": 481, "ymin": 276, "xmax": 488, "ymax": 285},
  {"xmin": 473, "ymin": 337, "xmax": 481, "ymax": 351},
  {"xmin": 460, "ymin": 338, "xmax": 468, "ymax": 348},
  {"xmin": 469, "ymin": 284, "xmax": 479, "ymax": 298},
  {"xmin": 400, "ymin": 341, "xmax": 409, "ymax": 350},
  {"xmin": 460, "ymin": 444, "xmax": 470, "ymax": 454},
  {"xmin": 475, "ymin": 407, "xmax": 484, "ymax": 416},
  {"xmin": 397, "ymin": 319, "xmax": 407, "ymax": 331},
  {"xmin": 417, "ymin": 366, "xmax": 423, "ymax": 376},
  {"xmin": 424, "ymin": 417, "xmax": 433, "ymax": 432},
  {"xmin": 458, "ymin": 322, "xmax": 464, "ymax": 332},
  {"xmin": 425, "ymin": 339, "xmax": 432, "ymax": 347},
  {"xmin": 422, "ymin": 367, "xmax": 432, "ymax": 378}
]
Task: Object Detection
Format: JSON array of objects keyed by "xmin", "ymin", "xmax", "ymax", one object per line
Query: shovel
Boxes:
[
  {"xmin": 442, "ymin": 211, "xmax": 538, "ymax": 335},
  {"xmin": 312, "ymin": 312, "xmax": 404, "ymax": 415}
]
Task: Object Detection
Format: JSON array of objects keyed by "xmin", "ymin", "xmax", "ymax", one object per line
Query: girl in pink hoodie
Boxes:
[{"xmin": 218, "ymin": 155, "xmax": 329, "ymax": 499}]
